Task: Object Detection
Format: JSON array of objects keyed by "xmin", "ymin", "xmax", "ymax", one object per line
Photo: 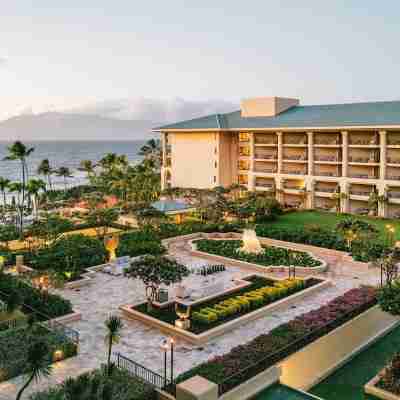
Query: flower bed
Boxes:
[
  {"xmin": 176, "ymin": 286, "xmax": 377, "ymax": 394},
  {"xmin": 0, "ymin": 324, "xmax": 78, "ymax": 382},
  {"xmin": 194, "ymin": 239, "xmax": 322, "ymax": 268},
  {"xmin": 133, "ymin": 276, "xmax": 321, "ymax": 334},
  {"xmin": 30, "ymin": 367, "xmax": 156, "ymax": 400}
]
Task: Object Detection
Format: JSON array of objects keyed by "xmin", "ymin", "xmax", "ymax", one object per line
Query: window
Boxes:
[
  {"xmin": 214, "ymin": 161, "xmax": 218, "ymax": 168},
  {"xmin": 213, "ymin": 176, "xmax": 217, "ymax": 183}
]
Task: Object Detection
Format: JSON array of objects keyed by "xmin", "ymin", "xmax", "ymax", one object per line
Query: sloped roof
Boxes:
[
  {"xmin": 154, "ymin": 100, "xmax": 400, "ymax": 131},
  {"xmin": 151, "ymin": 200, "xmax": 192, "ymax": 213}
]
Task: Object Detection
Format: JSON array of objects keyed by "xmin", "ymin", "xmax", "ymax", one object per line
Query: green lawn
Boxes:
[
  {"xmin": 269, "ymin": 211, "xmax": 400, "ymax": 241},
  {"xmin": 0, "ymin": 309, "xmax": 25, "ymax": 322},
  {"xmin": 256, "ymin": 384, "xmax": 318, "ymax": 399}
]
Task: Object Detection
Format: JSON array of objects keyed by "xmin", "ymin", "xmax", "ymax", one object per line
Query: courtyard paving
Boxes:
[{"xmin": 0, "ymin": 238, "xmax": 382, "ymax": 399}]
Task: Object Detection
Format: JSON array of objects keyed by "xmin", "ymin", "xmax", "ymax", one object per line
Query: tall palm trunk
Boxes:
[{"xmin": 15, "ymin": 371, "xmax": 34, "ymax": 400}]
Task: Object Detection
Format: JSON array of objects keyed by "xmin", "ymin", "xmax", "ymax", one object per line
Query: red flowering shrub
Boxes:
[{"xmin": 177, "ymin": 286, "xmax": 377, "ymax": 393}]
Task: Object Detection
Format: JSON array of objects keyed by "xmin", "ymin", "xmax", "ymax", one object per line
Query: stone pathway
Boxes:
[{"xmin": 0, "ymin": 239, "xmax": 382, "ymax": 399}]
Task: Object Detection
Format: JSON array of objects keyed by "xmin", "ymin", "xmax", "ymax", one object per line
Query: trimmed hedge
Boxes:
[
  {"xmin": 30, "ymin": 367, "xmax": 156, "ymax": 400},
  {"xmin": 195, "ymin": 239, "xmax": 322, "ymax": 268},
  {"xmin": 176, "ymin": 286, "xmax": 377, "ymax": 393},
  {"xmin": 0, "ymin": 272, "xmax": 73, "ymax": 318}
]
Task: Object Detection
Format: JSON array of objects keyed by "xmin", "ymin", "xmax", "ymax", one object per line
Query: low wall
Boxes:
[
  {"xmin": 365, "ymin": 372, "xmax": 400, "ymax": 400},
  {"xmin": 279, "ymin": 305, "xmax": 400, "ymax": 391},
  {"xmin": 120, "ymin": 279, "xmax": 331, "ymax": 345},
  {"xmin": 189, "ymin": 238, "xmax": 328, "ymax": 274}
]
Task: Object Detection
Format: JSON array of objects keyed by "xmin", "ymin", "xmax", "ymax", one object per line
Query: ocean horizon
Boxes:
[{"xmin": 0, "ymin": 140, "xmax": 145, "ymax": 189}]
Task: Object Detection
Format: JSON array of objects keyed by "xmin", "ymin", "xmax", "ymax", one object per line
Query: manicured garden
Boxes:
[
  {"xmin": 176, "ymin": 286, "xmax": 377, "ymax": 394},
  {"xmin": 195, "ymin": 239, "xmax": 322, "ymax": 268},
  {"xmin": 133, "ymin": 276, "xmax": 321, "ymax": 334},
  {"xmin": 29, "ymin": 368, "xmax": 156, "ymax": 400}
]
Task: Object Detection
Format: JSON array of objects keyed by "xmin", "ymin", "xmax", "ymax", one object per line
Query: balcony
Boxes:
[
  {"xmin": 239, "ymin": 132, "xmax": 250, "ymax": 142},
  {"xmin": 254, "ymin": 152, "xmax": 277, "ymax": 160},
  {"xmin": 254, "ymin": 137, "xmax": 277, "ymax": 145},
  {"xmin": 388, "ymin": 192, "xmax": 400, "ymax": 199},
  {"xmin": 349, "ymin": 173, "xmax": 378, "ymax": 179},
  {"xmin": 387, "ymin": 174, "xmax": 400, "ymax": 181},
  {"xmin": 283, "ymin": 154, "xmax": 308, "ymax": 161},
  {"xmin": 315, "ymin": 187, "xmax": 337, "ymax": 193},
  {"xmin": 348, "ymin": 156, "xmax": 379, "ymax": 164},
  {"xmin": 349, "ymin": 190, "xmax": 371, "ymax": 197},
  {"xmin": 349, "ymin": 137, "xmax": 379, "ymax": 146},
  {"xmin": 255, "ymin": 179, "xmax": 275, "ymax": 189},
  {"xmin": 282, "ymin": 169, "xmax": 306, "ymax": 176},
  {"xmin": 387, "ymin": 157, "xmax": 400, "ymax": 165},
  {"xmin": 239, "ymin": 147, "xmax": 250, "ymax": 157},
  {"xmin": 314, "ymin": 138, "xmax": 341, "ymax": 146},
  {"xmin": 254, "ymin": 166, "xmax": 277, "ymax": 174},
  {"xmin": 237, "ymin": 161, "xmax": 250, "ymax": 171}
]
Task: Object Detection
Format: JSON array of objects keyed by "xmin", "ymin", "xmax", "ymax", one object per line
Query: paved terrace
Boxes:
[{"xmin": 0, "ymin": 236, "xmax": 381, "ymax": 399}]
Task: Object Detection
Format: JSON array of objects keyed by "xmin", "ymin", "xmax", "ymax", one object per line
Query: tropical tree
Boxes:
[
  {"xmin": 78, "ymin": 159, "xmax": 97, "ymax": 183},
  {"xmin": 37, "ymin": 159, "xmax": 54, "ymax": 191},
  {"xmin": 85, "ymin": 207, "xmax": 119, "ymax": 238},
  {"xmin": 7, "ymin": 182, "xmax": 23, "ymax": 230},
  {"xmin": 104, "ymin": 315, "xmax": 124, "ymax": 376},
  {"xmin": 139, "ymin": 138, "xmax": 162, "ymax": 168},
  {"xmin": 125, "ymin": 255, "xmax": 190, "ymax": 310},
  {"xmin": 368, "ymin": 190, "xmax": 387, "ymax": 216},
  {"xmin": 335, "ymin": 218, "xmax": 378, "ymax": 249},
  {"xmin": 15, "ymin": 340, "xmax": 52, "ymax": 400},
  {"xmin": 3, "ymin": 141, "xmax": 34, "ymax": 233},
  {"xmin": 0, "ymin": 177, "xmax": 10, "ymax": 208},
  {"xmin": 56, "ymin": 167, "xmax": 73, "ymax": 191},
  {"xmin": 331, "ymin": 192, "xmax": 348, "ymax": 213},
  {"xmin": 26, "ymin": 179, "xmax": 46, "ymax": 219}
]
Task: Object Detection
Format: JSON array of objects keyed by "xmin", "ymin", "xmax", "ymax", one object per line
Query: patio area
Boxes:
[{"xmin": 0, "ymin": 237, "xmax": 382, "ymax": 399}]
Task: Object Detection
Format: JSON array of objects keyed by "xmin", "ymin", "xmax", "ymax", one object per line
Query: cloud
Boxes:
[{"xmin": 65, "ymin": 97, "xmax": 237, "ymax": 124}]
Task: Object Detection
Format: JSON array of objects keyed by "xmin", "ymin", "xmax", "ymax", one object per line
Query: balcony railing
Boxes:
[
  {"xmin": 256, "ymin": 182, "xmax": 274, "ymax": 188},
  {"xmin": 349, "ymin": 174, "xmax": 378, "ymax": 179},
  {"xmin": 283, "ymin": 155, "xmax": 308, "ymax": 161},
  {"xmin": 349, "ymin": 156, "xmax": 379, "ymax": 163},
  {"xmin": 282, "ymin": 170, "xmax": 306, "ymax": 175},
  {"xmin": 388, "ymin": 192, "xmax": 400, "ymax": 199},
  {"xmin": 388, "ymin": 139, "xmax": 400, "ymax": 146},
  {"xmin": 255, "ymin": 138, "xmax": 277, "ymax": 145},
  {"xmin": 315, "ymin": 187, "xmax": 337, "ymax": 193},
  {"xmin": 315, "ymin": 156, "xmax": 340, "ymax": 162},
  {"xmin": 349, "ymin": 139, "xmax": 378, "ymax": 145},
  {"xmin": 349, "ymin": 190, "xmax": 371, "ymax": 196},
  {"xmin": 284, "ymin": 139, "xmax": 307, "ymax": 145},
  {"xmin": 255, "ymin": 168, "xmax": 277, "ymax": 173},
  {"xmin": 314, "ymin": 139, "xmax": 340, "ymax": 145},
  {"xmin": 387, "ymin": 175, "xmax": 400, "ymax": 181},
  {"xmin": 387, "ymin": 158, "xmax": 400, "ymax": 164},
  {"xmin": 254, "ymin": 153, "xmax": 277, "ymax": 160},
  {"xmin": 316, "ymin": 171, "xmax": 339, "ymax": 177}
]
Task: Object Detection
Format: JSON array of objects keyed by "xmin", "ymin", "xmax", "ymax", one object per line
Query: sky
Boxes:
[{"xmin": 1, "ymin": 1, "xmax": 400, "ymax": 121}]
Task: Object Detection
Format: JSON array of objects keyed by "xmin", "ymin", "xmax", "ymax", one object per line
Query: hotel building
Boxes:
[{"xmin": 154, "ymin": 97, "xmax": 400, "ymax": 218}]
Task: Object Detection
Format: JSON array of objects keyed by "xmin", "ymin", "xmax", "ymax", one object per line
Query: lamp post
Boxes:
[
  {"xmin": 160, "ymin": 340, "xmax": 169, "ymax": 387},
  {"xmin": 169, "ymin": 337, "xmax": 175, "ymax": 385},
  {"xmin": 160, "ymin": 337, "xmax": 175, "ymax": 388}
]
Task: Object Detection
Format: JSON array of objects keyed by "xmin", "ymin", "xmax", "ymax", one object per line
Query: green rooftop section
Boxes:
[
  {"xmin": 256, "ymin": 384, "xmax": 320, "ymax": 399},
  {"xmin": 151, "ymin": 200, "xmax": 192, "ymax": 213},
  {"xmin": 155, "ymin": 100, "xmax": 400, "ymax": 131},
  {"xmin": 309, "ymin": 324, "xmax": 400, "ymax": 400}
]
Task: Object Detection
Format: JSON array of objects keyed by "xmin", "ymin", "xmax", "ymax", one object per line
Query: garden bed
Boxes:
[
  {"xmin": 176, "ymin": 286, "xmax": 378, "ymax": 394},
  {"xmin": 121, "ymin": 276, "xmax": 329, "ymax": 344},
  {"xmin": 190, "ymin": 238, "xmax": 327, "ymax": 273}
]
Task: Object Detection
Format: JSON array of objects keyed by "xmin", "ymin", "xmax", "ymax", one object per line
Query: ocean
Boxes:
[{"xmin": 0, "ymin": 140, "xmax": 145, "ymax": 189}]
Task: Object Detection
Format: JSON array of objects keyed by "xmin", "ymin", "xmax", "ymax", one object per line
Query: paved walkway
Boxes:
[{"xmin": 0, "ymin": 238, "xmax": 381, "ymax": 399}]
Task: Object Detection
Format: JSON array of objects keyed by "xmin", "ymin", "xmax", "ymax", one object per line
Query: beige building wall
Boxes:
[
  {"xmin": 170, "ymin": 132, "xmax": 218, "ymax": 189},
  {"xmin": 218, "ymin": 132, "xmax": 238, "ymax": 187}
]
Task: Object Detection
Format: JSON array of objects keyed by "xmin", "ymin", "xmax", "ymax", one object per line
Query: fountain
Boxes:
[{"xmin": 239, "ymin": 229, "xmax": 264, "ymax": 254}]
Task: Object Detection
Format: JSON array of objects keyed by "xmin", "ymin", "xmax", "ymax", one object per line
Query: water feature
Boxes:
[{"xmin": 239, "ymin": 229, "xmax": 264, "ymax": 254}]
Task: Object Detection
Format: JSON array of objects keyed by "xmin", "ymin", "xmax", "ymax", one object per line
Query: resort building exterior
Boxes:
[{"xmin": 154, "ymin": 97, "xmax": 400, "ymax": 218}]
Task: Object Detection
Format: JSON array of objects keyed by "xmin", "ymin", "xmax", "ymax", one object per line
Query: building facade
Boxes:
[{"xmin": 154, "ymin": 97, "xmax": 400, "ymax": 218}]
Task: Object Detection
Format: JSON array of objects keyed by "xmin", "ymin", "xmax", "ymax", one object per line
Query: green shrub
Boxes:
[
  {"xmin": 195, "ymin": 240, "xmax": 322, "ymax": 268},
  {"xmin": 378, "ymin": 280, "xmax": 400, "ymax": 316},
  {"xmin": 0, "ymin": 272, "xmax": 73, "ymax": 318},
  {"xmin": 29, "ymin": 367, "xmax": 156, "ymax": 400},
  {"xmin": 117, "ymin": 231, "xmax": 165, "ymax": 258}
]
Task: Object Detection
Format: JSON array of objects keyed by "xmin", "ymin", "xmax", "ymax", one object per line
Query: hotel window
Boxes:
[
  {"xmin": 214, "ymin": 161, "xmax": 218, "ymax": 168},
  {"xmin": 213, "ymin": 176, "xmax": 217, "ymax": 183}
]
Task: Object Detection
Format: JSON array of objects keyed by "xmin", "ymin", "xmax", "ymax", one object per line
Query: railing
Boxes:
[
  {"xmin": 349, "ymin": 190, "xmax": 371, "ymax": 196},
  {"xmin": 314, "ymin": 139, "xmax": 340, "ymax": 145},
  {"xmin": 316, "ymin": 171, "xmax": 339, "ymax": 177},
  {"xmin": 349, "ymin": 157, "xmax": 379, "ymax": 163},
  {"xmin": 115, "ymin": 352, "xmax": 172, "ymax": 391},
  {"xmin": 349, "ymin": 139, "xmax": 378, "ymax": 145},
  {"xmin": 217, "ymin": 299, "xmax": 377, "ymax": 396},
  {"xmin": 256, "ymin": 182, "xmax": 274, "ymax": 188},
  {"xmin": 315, "ymin": 187, "xmax": 337, "ymax": 193},
  {"xmin": 388, "ymin": 192, "xmax": 400, "ymax": 199},
  {"xmin": 315, "ymin": 156, "xmax": 340, "ymax": 162},
  {"xmin": 283, "ymin": 155, "xmax": 307, "ymax": 161},
  {"xmin": 254, "ymin": 154, "xmax": 277, "ymax": 160},
  {"xmin": 387, "ymin": 175, "xmax": 400, "ymax": 181},
  {"xmin": 254, "ymin": 168, "xmax": 277, "ymax": 174},
  {"xmin": 387, "ymin": 158, "xmax": 400, "ymax": 164},
  {"xmin": 255, "ymin": 137, "xmax": 277, "ymax": 145},
  {"xmin": 282, "ymin": 170, "xmax": 306, "ymax": 175},
  {"xmin": 349, "ymin": 174, "xmax": 377, "ymax": 179}
]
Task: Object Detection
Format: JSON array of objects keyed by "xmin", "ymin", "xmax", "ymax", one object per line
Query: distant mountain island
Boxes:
[
  {"xmin": 0, "ymin": 98, "xmax": 236, "ymax": 141},
  {"xmin": 0, "ymin": 112, "xmax": 156, "ymax": 141}
]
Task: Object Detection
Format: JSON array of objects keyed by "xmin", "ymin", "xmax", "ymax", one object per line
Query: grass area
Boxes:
[
  {"xmin": 269, "ymin": 211, "xmax": 400, "ymax": 241},
  {"xmin": 309, "ymin": 324, "xmax": 400, "ymax": 400},
  {"xmin": 134, "ymin": 276, "xmax": 320, "ymax": 334}
]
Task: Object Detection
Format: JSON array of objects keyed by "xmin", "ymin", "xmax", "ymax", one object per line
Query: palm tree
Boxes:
[
  {"xmin": 37, "ymin": 159, "xmax": 54, "ymax": 191},
  {"xmin": 26, "ymin": 179, "xmax": 46, "ymax": 219},
  {"xmin": 0, "ymin": 177, "xmax": 10, "ymax": 208},
  {"xmin": 3, "ymin": 141, "xmax": 34, "ymax": 232},
  {"xmin": 16, "ymin": 340, "xmax": 52, "ymax": 400},
  {"xmin": 7, "ymin": 182, "xmax": 23, "ymax": 229},
  {"xmin": 104, "ymin": 315, "xmax": 123, "ymax": 376},
  {"xmin": 139, "ymin": 139, "xmax": 162, "ymax": 168},
  {"xmin": 78, "ymin": 159, "xmax": 97, "ymax": 183},
  {"xmin": 56, "ymin": 167, "xmax": 73, "ymax": 191}
]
